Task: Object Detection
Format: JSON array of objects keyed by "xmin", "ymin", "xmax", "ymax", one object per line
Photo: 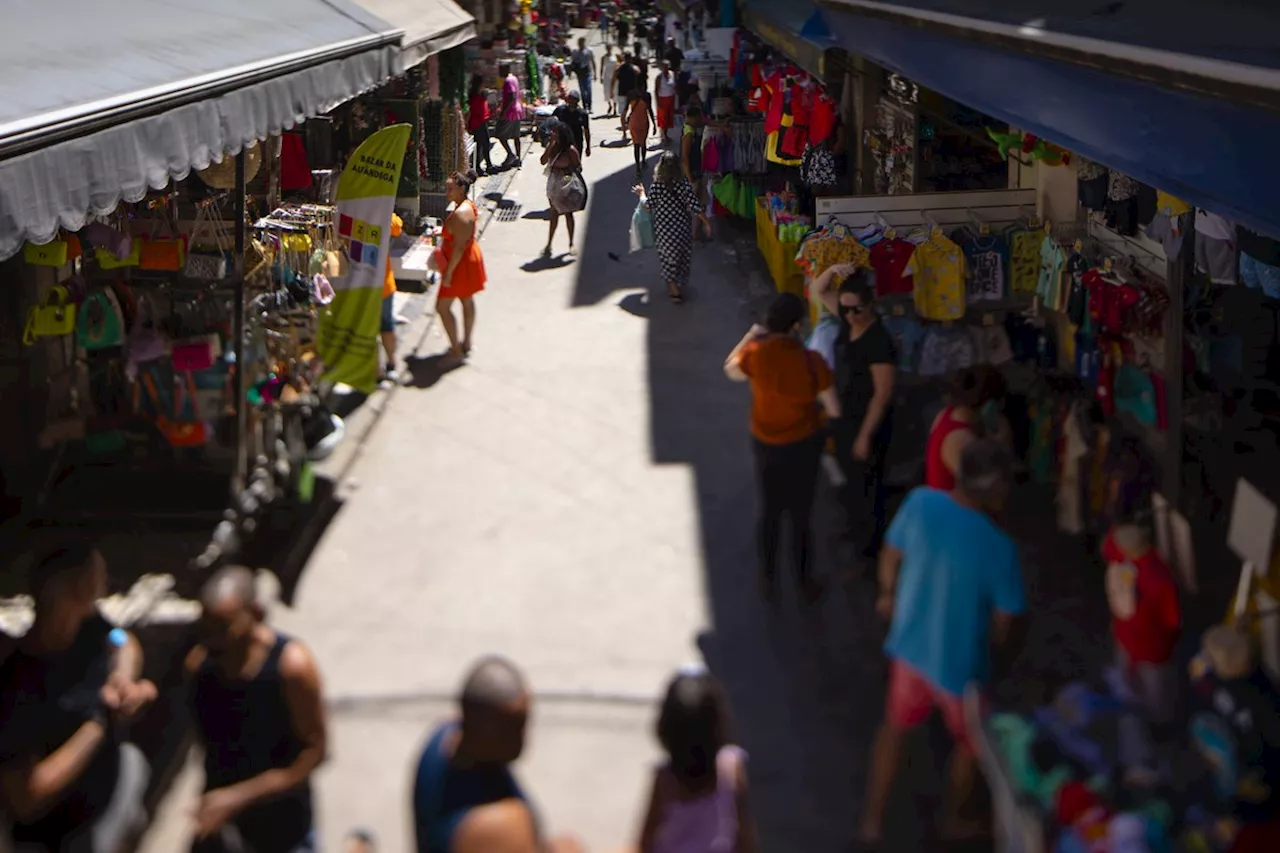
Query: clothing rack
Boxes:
[
  {"xmin": 1086, "ymin": 217, "xmax": 1168, "ymax": 279},
  {"xmin": 816, "ymin": 188, "xmax": 1038, "ymax": 231}
]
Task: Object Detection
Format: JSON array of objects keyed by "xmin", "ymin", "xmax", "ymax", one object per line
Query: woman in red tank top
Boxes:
[{"xmin": 925, "ymin": 366, "xmax": 1008, "ymax": 489}]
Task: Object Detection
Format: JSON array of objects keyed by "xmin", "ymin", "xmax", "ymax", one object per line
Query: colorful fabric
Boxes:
[
  {"xmin": 1006, "ymin": 227, "xmax": 1041, "ymax": 294},
  {"xmin": 907, "ymin": 236, "xmax": 966, "ymax": 321},
  {"xmin": 796, "ymin": 233, "xmax": 869, "ymax": 279}
]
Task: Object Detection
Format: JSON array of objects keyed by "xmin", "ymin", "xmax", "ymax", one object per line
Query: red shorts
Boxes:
[
  {"xmin": 657, "ymin": 95, "xmax": 675, "ymax": 130},
  {"xmin": 886, "ymin": 658, "xmax": 981, "ymax": 753}
]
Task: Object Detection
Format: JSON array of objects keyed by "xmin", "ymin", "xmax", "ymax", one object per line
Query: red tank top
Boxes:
[{"xmin": 924, "ymin": 407, "xmax": 972, "ymax": 490}]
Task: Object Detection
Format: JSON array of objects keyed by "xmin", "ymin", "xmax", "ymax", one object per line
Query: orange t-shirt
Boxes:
[
  {"xmin": 382, "ymin": 213, "xmax": 404, "ymax": 298},
  {"xmin": 739, "ymin": 336, "xmax": 832, "ymax": 445}
]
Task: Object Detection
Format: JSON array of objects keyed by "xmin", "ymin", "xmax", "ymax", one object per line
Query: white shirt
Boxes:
[
  {"xmin": 1195, "ymin": 208, "xmax": 1235, "ymax": 242},
  {"xmin": 657, "ymin": 71, "xmax": 677, "ymax": 98}
]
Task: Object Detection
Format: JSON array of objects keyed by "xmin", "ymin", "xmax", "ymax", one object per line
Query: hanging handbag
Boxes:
[
  {"xmin": 185, "ymin": 201, "xmax": 230, "ymax": 279},
  {"xmin": 127, "ymin": 294, "xmax": 168, "ymax": 377},
  {"xmin": 23, "ymin": 285, "xmax": 77, "ymax": 345},
  {"xmin": 77, "ymin": 288, "xmax": 126, "ymax": 350},
  {"xmin": 95, "ymin": 242, "xmax": 141, "ymax": 269},
  {"xmin": 23, "ymin": 233, "xmax": 80, "ymax": 267},
  {"xmin": 172, "ymin": 334, "xmax": 221, "ymax": 372},
  {"xmin": 138, "ymin": 199, "xmax": 187, "ymax": 271}
]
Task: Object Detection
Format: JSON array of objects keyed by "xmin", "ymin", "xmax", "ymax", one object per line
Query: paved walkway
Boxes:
[{"xmin": 142, "ymin": 82, "xmax": 966, "ymax": 853}]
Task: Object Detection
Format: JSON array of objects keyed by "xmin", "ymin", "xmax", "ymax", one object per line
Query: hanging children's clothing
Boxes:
[
  {"xmin": 907, "ymin": 231, "xmax": 966, "ymax": 321},
  {"xmin": 963, "ymin": 232, "xmax": 1009, "ymax": 303},
  {"xmin": 795, "ymin": 226, "xmax": 870, "ymax": 279},
  {"xmin": 1005, "ymin": 224, "xmax": 1041, "ymax": 294},
  {"xmin": 1038, "ymin": 234, "xmax": 1067, "ymax": 308},
  {"xmin": 869, "ymin": 236, "xmax": 915, "ymax": 297}
]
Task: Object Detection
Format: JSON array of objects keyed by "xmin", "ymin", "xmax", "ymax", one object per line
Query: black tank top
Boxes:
[{"xmin": 192, "ymin": 632, "xmax": 313, "ymax": 850}]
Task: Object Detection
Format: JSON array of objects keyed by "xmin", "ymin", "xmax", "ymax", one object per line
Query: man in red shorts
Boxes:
[{"xmin": 859, "ymin": 438, "xmax": 1026, "ymax": 849}]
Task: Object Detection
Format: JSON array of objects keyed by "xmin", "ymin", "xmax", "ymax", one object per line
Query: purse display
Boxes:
[
  {"xmin": 23, "ymin": 285, "xmax": 77, "ymax": 346},
  {"xmin": 184, "ymin": 200, "xmax": 230, "ymax": 279},
  {"xmin": 77, "ymin": 288, "xmax": 126, "ymax": 351},
  {"xmin": 23, "ymin": 234, "xmax": 80, "ymax": 267}
]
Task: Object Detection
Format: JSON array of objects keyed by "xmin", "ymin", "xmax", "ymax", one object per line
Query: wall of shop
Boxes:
[{"xmin": 1010, "ymin": 147, "xmax": 1079, "ymax": 225}]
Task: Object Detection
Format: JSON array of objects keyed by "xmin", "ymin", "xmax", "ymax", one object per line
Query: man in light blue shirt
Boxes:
[{"xmin": 858, "ymin": 438, "xmax": 1026, "ymax": 849}]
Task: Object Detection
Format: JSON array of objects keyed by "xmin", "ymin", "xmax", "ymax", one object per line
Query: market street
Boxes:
[{"xmin": 141, "ymin": 89, "xmax": 923, "ymax": 853}]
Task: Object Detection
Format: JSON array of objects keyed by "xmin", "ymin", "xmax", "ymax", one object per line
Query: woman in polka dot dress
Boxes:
[{"xmin": 632, "ymin": 152, "xmax": 709, "ymax": 304}]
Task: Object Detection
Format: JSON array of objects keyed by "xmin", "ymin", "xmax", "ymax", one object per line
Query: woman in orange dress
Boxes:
[{"xmin": 436, "ymin": 169, "xmax": 487, "ymax": 360}]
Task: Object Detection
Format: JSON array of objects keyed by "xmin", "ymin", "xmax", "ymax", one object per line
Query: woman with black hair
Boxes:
[
  {"xmin": 435, "ymin": 170, "xmax": 487, "ymax": 361},
  {"xmin": 540, "ymin": 121, "xmax": 583, "ymax": 257},
  {"xmin": 724, "ymin": 293, "xmax": 842, "ymax": 604},
  {"xmin": 466, "ymin": 75, "xmax": 493, "ymax": 175},
  {"xmin": 634, "ymin": 667, "xmax": 760, "ymax": 853},
  {"xmin": 813, "ymin": 263, "xmax": 898, "ymax": 565}
]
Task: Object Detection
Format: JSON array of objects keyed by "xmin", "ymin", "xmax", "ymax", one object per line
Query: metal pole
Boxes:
[
  {"xmin": 1162, "ymin": 220, "xmax": 1189, "ymax": 508},
  {"xmin": 232, "ymin": 151, "xmax": 248, "ymax": 494}
]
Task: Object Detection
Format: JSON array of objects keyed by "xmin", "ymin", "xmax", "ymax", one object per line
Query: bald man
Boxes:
[
  {"xmin": 413, "ymin": 657, "xmax": 582, "ymax": 853},
  {"xmin": 185, "ymin": 566, "xmax": 327, "ymax": 853}
]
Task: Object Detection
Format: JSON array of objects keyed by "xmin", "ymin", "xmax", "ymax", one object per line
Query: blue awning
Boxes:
[
  {"xmin": 740, "ymin": 0, "xmax": 842, "ymax": 80},
  {"xmin": 821, "ymin": 7, "xmax": 1280, "ymax": 240}
]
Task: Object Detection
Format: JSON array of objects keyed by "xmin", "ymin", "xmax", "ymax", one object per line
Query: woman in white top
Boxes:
[
  {"xmin": 654, "ymin": 60, "xmax": 678, "ymax": 146},
  {"xmin": 601, "ymin": 49, "xmax": 620, "ymax": 118}
]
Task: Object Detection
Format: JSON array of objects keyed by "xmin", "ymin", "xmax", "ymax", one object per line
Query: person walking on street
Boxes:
[
  {"xmin": 570, "ymin": 37, "xmax": 597, "ymax": 114},
  {"xmin": 466, "ymin": 75, "xmax": 494, "ymax": 175},
  {"xmin": 602, "ymin": 48, "xmax": 620, "ymax": 117},
  {"xmin": 541, "ymin": 122, "xmax": 584, "ymax": 258},
  {"xmin": 186, "ymin": 565, "xmax": 328, "ymax": 853},
  {"xmin": 614, "ymin": 54, "xmax": 640, "ymax": 140},
  {"xmin": 379, "ymin": 212, "xmax": 404, "ymax": 384},
  {"xmin": 626, "ymin": 91, "xmax": 656, "ymax": 177},
  {"xmin": 412, "ymin": 656, "xmax": 584, "ymax": 853},
  {"xmin": 495, "ymin": 63, "xmax": 524, "ymax": 167},
  {"xmin": 634, "ymin": 666, "xmax": 761, "ymax": 853},
  {"xmin": 724, "ymin": 293, "xmax": 842, "ymax": 604},
  {"xmin": 632, "ymin": 152, "xmax": 707, "ymax": 303},
  {"xmin": 552, "ymin": 90, "xmax": 592, "ymax": 158},
  {"xmin": 664, "ymin": 36, "xmax": 685, "ymax": 72},
  {"xmin": 654, "ymin": 60, "xmax": 677, "ymax": 146},
  {"xmin": 0, "ymin": 541, "xmax": 157, "ymax": 853},
  {"xmin": 436, "ymin": 170, "xmax": 487, "ymax": 361},
  {"xmin": 812, "ymin": 264, "xmax": 897, "ymax": 566},
  {"xmin": 680, "ymin": 106, "xmax": 711, "ymax": 241},
  {"xmin": 859, "ymin": 439, "xmax": 1026, "ymax": 849},
  {"xmin": 616, "ymin": 12, "xmax": 631, "ymax": 57}
]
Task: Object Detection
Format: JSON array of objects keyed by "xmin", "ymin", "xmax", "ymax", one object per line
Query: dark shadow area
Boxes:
[
  {"xmin": 520, "ymin": 255, "xmax": 576, "ymax": 273},
  {"xmin": 521, "ymin": 209, "xmax": 553, "ymax": 221},
  {"xmin": 403, "ymin": 353, "xmax": 465, "ymax": 390},
  {"xmin": 616, "ymin": 291, "xmax": 649, "ymax": 318},
  {"xmin": 599, "ymin": 139, "xmax": 634, "ymax": 149},
  {"xmin": 329, "ymin": 389, "xmax": 370, "ymax": 420}
]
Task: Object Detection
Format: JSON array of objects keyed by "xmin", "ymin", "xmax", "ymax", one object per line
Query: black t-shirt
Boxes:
[
  {"xmin": 665, "ymin": 45, "xmax": 685, "ymax": 73},
  {"xmin": 552, "ymin": 105, "xmax": 589, "ymax": 153},
  {"xmin": 616, "ymin": 63, "xmax": 639, "ymax": 97},
  {"xmin": 0, "ymin": 614, "xmax": 121, "ymax": 845},
  {"xmin": 1238, "ymin": 225, "xmax": 1280, "ymax": 268},
  {"xmin": 834, "ymin": 320, "xmax": 896, "ymax": 437}
]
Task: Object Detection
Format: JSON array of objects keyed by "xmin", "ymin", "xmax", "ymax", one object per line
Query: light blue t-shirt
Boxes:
[{"xmin": 884, "ymin": 487, "xmax": 1027, "ymax": 696}]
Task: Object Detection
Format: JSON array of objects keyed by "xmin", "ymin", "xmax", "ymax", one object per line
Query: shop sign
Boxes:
[{"xmin": 745, "ymin": 12, "xmax": 826, "ymax": 78}]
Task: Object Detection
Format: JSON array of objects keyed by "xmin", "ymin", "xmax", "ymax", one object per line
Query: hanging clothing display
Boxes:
[{"xmin": 907, "ymin": 232, "xmax": 966, "ymax": 321}]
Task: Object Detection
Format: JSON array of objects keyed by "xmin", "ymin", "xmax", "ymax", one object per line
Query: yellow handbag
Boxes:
[
  {"xmin": 23, "ymin": 235, "xmax": 75, "ymax": 267},
  {"xmin": 23, "ymin": 285, "xmax": 77, "ymax": 345},
  {"xmin": 96, "ymin": 243, "xmax": 141, "ymax": 269}
]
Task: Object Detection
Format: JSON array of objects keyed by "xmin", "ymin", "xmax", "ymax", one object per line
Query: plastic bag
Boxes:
[
  {"xmin": 806, "ymin": 313, "xmax": 841, "ymax": 371},
  {"xmin": 630, "ymin": 199, "xmax": 655, "ymax": 253}
]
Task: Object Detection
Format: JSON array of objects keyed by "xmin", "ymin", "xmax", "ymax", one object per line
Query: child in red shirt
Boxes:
[{"xmin": 1103, "ymin": 521, "xmax": 1181, "ymax": 724}]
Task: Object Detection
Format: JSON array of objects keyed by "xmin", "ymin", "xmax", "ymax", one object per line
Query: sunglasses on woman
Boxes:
[{"xmin": 840, "ymin": 304, "xmax": 865, "ymax": 315}]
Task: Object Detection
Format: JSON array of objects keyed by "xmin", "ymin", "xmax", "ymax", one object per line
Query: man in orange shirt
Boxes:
[
  {"xmin": 724, "ymin": 293, "xmax": 842, "ymax": 605},
  {"xmin": 380, "ymin": 213, "xmax": 404, "ymax": 383}
]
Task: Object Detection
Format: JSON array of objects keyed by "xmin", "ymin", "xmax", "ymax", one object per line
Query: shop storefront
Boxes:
[{"xmin": 809, "ymin": 2, "xmax": 1280, "ymax": 849}]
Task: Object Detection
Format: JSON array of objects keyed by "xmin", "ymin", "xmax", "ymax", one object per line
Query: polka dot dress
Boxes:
[{"xmin": 648, "ymin": 178, "xmax": 700, "ymax": 286}]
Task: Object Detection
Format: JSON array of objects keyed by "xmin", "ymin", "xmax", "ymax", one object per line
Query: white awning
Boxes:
[
  {"xmin": 357, "ymin": 0, "xmax": 478, "ymax": 69},
  {"xmin": 0, "ymin": 0, "xmax": 405, "ymax": 260}
]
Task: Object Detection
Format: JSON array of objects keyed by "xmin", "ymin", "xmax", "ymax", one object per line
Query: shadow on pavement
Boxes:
[
  {"xmin": 521, "ymin": 255, "xmax": 577, "ymax": 273},
  {"xmin": 567, "ymin": 162, "xmax": 935, "ymax": 851},
  {"xmin": 403, "ymin": 353, "xmax": 464, "ymax": 389},
  {"xmin": 522, "ymin": 209, "xmax": 553, "ymax": 221}
]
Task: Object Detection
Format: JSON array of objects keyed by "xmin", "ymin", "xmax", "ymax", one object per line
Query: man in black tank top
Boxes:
[{"xmin": 187, "ymin": 566, "xmax": 328, "ymax": 852}]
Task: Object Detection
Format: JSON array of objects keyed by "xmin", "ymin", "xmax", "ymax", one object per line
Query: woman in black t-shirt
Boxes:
[{"xmin": 813, "ymin": 264, "xmax": 898, "ymax": 564}]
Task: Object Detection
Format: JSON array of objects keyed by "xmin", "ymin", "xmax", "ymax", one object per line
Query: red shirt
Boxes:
[
  {"xmin": 1102, "ymin": 530, "xmax": 1181, "ymax": 666},
  {"xmin": 1083, "ymin": 270, "xmax": 1140, "ymax": 334},
  {"xmin": 924, "ymin": 406, "xmax": 972, "ymax": 490},
  {"xmin": 809, "ymin": 94, "xmax": 838, "ymax": 146},
  {"xmin": 764, "ymin": 72, "xmax": 786, "ymax": 134},
  {"xmin": 467, "ymin": 94, "xmax": 490, "ymax": 132},
  {"xmin": 870, "ymin": 237, "xmax": 916, "ymax": 296}
]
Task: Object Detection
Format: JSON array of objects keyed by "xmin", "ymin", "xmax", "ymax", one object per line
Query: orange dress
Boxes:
[{"xmin": 439, "ymin": 200, "xmax": 487, "ymax": 299}]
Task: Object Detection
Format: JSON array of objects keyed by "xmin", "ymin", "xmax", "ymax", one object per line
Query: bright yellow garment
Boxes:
[
  {"xmin": 1155, "ymin": 191, "xmax": 1192, "ymax": 217},
  {"xmin": 907, "ymin": 236, "xmax": 966, "ymax": 321},
  {"xmin": 765, "ymin": 131, "xmax": 801, "ymax": 166},
  {"xmin": 1008, "ymin": 229, "xmax": 1041, "ymax": 294},
  {"xmin": 796, "ymin": 234, "xmax": 870, "ymax": 278}
]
